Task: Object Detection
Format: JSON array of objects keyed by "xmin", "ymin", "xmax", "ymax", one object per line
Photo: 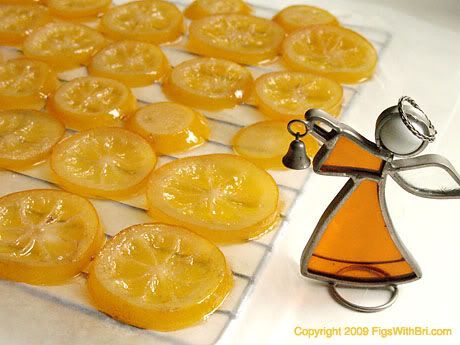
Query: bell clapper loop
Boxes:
[
  {"xmin": 282, "ymin": 119, "xmax": 311, "ymax": 170},
  {"xmin": 287, "ymin": 119, "xmax": 309, "ymax": 138}
]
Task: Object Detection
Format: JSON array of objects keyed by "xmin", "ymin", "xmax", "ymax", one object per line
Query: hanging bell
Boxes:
[{"xmin": 282, "ymin": 138, "xmax": 311, "ymax": 170}]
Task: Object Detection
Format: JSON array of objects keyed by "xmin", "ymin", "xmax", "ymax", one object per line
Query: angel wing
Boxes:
[{"xmin": 388, "ymin": 154, "xmax": 460, "ymax": 199}]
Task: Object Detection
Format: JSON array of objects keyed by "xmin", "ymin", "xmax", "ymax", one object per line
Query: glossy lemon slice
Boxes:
[
  {"xmin": 0, "ymin": 110, "xmax": 65, "ymax": 169},
  {"xmin": 282, "ymin": 25, "xmax": 378, "ymax": 84},
  {"xmin": 88, "ymin": 223, "xmax": 233, "ymax": 331},
  {"xmin": 0, "ymin": 58, "xmax": 58, "ymax": 110},
  {"xmin": 273, "ymin": 5, "xmax": 338, "ymax": 33},
  {"xmin": 88, "ymin": 40, "xmax": 170, "ymax": 87},
  {"xmin": 51, "ymin": 128, "xmax": 156, "ymax": 199},
  {"xmin": 188, "ymin": 14, "xmax": 285, "ymax": 65},
  {"xmin": 47, "ymin": 0, "xmax": 111, "ymax": 19},
  {"xmin": 0, "ymin": 189, "xmax": 103, "ymax": 285},
  {"xmin": 184, "ymin": 0, "xmax": 251, "ymax": 20},
  {"xmin": 23, "ymin": 22, "xmax": 107, "ymax": 70},
  {"xmin": 232, "ymin": 120, "xmax": 319, "ymax": 170},
  {"xmin": 147, "ymin": 154, "xmax": 279, "ymax": 243},
  {"xmin": 163, "ymin": 57, "xmax": 253, "ymax": 110},
  {"xmin": 126, "ymin": 102, "xmax": 209, "ymax": 155},
  {"xmin": 0, "ymin": 4, "xmax": 51, "ymax": 45},
  {"xmin": 48, "ymin": 76, "xmax": 137, "ymax": 130},
  {"xmin": 100, "ymin": 0, "xmax": 183, "ymax": 44},
  {"xmin": 254, "ymin": 71, "xmax": 343, "ymax": 120}
]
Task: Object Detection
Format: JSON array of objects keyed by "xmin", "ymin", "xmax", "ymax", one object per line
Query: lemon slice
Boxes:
[
  {"xmin": 184, "ymin": 0, "xmax": 252, "ymax": 20},
  {"xmin": 23, "ymin": 22, "xmax": 107, "ymax": 70},
  {"xmin": 282, "ymin": 25, "xmax": 378, "ymax": 84},
  {"xmin": 163, "ymin": 57, "xmax": 253, "ymax": 110},
  {"xmin": 51, "ymin": 128, "xmax": 156, "ymax": 199},
  {"xmin": 88, "ymin": 40, "xmax": 170, "ymax": 87},
  {"xmin": 147, "ymin": 154, "xmax": 279, "ymax": 243},
  {"xmin": 88, "ymin": 223, "xmax": 233, "ymax": 331},
  {"xmin": 126, "ymin": 102, "xmax": 209, "ymax": 155},
  {"xmin": 232, "ymin": 120, "xmax": 320, "ymax": 170},
  {"xmin": 273, "ymin": 5, "xmax": 338, "ymax": 33},
  {"xmin": 0, "ymin": 189, "xmax": 103, "ymax": 285},
  {"xmin": 47, "ymin": 0, "xmax": 111, "ymax": 19},
  {"xmin": 0, "ymin": 110, "xmax": 65, "ymax": 169},
  {"xmin": 254, "ymin": 71, "xmax": 343, "ymax": 119},
  {"xmin": 188, "ymin": 14, "xmax": 285, "ymax": 65},
  {"xmin": 48, "ymin": 76, "xmax": 137, "ymax": 130},
  {"xmin": 100, "ymin": 0, "xmax": 183, "ymax": 44},
  {"xmin": 0, "ymin": 58, "xmax": 58, "ymax": 110},
  {"xmin": 0, "ymin": 4, "xmax": 51, "ymax": 45}
]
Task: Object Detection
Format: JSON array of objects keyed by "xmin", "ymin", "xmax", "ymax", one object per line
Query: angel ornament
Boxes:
[{"xmin": 283, "ymin": 97, "xmax": 460, "ymax": 312}]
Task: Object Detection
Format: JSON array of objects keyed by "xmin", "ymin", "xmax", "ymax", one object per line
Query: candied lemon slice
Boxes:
[
  {"xmin": 254, "ymin": 71, "xmax": 343, "ymax": 120},
  {"xmin": 232, "ymin": 120, "xmax": 319, "ymax": 170},
  {"xmin": 48, "ymin": 76, "xmax": 137, "ymax": 130},
  {"xmin": 23, "ymin": 22, "xmax": 107, "ymax": 70},
  {"xmin": 47, "ymin": 0, "xmax": 111, "ymax": 19},
  {"xmin": 51, "ymin": 128, "xmax": 156, "ymax": 199},
  {"xmin": 188, "ymin": 14, "xmax": 285, "ymax": 65},
  {"xmin": 282, "ymin": 25, "xmax": 378, "ymax": 84},
  {"xmin": 0, "ymin": 4, "xmax": 51, "ymax": 45},
  {"xmin": 88, "ymin": 223, "xmax": 232, "ymax": 331},
  {"xmin": 147, "ymin": 154, "xmax": 279, "ymax": 243},
  {"xmin": 0, "ymin": 58, "xmax": 58, "ymax": 110},
  {"xmin": 126, "ymin": 102, "xmax": 209, "ymax": 154},
  {"xmin": 273, "ymin": 5, "xmax": 338, "ymax": 33},
  {"xmin": 0, "ymin": 189, "xmax": 103, "ymax": 285},
  {"xmin": 0, "ymin": 110, "xmax": 65, "ymax": 169},
  {"xmin": 184, "ymin": 0, "xmax": 251, "ymax": 20},
  {"xmin": 88, "ymin": 40, "xmax": 170, "ymax": 87},
  {"xmin": 100, "ymin": 0, "xmax": 183, "ymax": 44},
  {"xmin": 163, "ymin": 57, "xmax": 253, "ymax": 110}
]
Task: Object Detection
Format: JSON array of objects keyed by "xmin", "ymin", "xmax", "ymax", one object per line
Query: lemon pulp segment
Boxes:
[
  {"xmin": 0, "ymin": 189, "xmax": 103, "ymax": 285},
  {"xmin": 232, "ymin": 120, "xmax": 320, "ymax": 169},
  {"xmin": 88, "ymin": 223, "xmax": 233, "ymax": 331},
  {"xmin": 48, "ymin": 76, "xmax": 137, "ymax": 130},
  {"xmin": 147, "ymin": 154, "xmax": 279, "ymax": 243},
  {"xmin": 254, "ymin": 71, "xmax": 343, "ymax": 119},
  {"xmin": 0, "ymin": 110, "xmax": 65, "ymax": 169},
  {"xmin": 163, "ymin": 57, "xmax": 253, "ymax": 110},
  {"xmin": 51, "ymin": 128, "xmax": 156, "ymax": 199}
]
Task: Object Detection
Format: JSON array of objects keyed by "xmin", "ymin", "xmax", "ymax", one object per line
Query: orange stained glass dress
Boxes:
[{"xmin": 306, "ymin": 136, "xmax": 419, "ymax": 284}]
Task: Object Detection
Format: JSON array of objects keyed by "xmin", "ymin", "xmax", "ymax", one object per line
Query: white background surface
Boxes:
[{"xmin": 222, "ymin": 1, "xmax": 460, "ymax": 344}]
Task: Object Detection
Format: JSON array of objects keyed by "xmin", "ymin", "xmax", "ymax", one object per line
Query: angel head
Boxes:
[{"xmin": 375, "ymin": 96, "xmax": 437, "ymax": 157}]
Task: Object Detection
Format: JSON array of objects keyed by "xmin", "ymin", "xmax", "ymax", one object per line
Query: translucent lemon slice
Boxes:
[
  {"xmin": 88, "ymin": 40, "xmax": 170, "ymax": 87},
  {"xmin": 232, "ymin": 120, "xmax": 320, "ymax": 170},
  {"xmin": 147, "ymin": 154, "xmax": 279, "ymax": 243},
  {"xmin": 88, "ymin": 223, "xmax": 233, "ymax": 331},
  {"xmin": 126, "ymin": 102, "xmax": 209, "ymax": 154},
  {"xmin": 254, "ymin": 71, "xmax": 343, "ymax": 120},
  {"xmin": 0, "ymin": 110, "xmax": 65, "ymax": 169},
  {"xmin": 163, "ymin": 57, "xmax": 253, "ymax": 110},
  {"xmin": 273, "ymin": 5, "xmax": 338, "ymax": 33},
  {"xmin": 0, "ymin": 189, "xmax": 103, "ymax": 285},
  {"xmin": 47, "ymin": 0, "xmax": 111, "ymax": 19},
  {"xmin": 48, "ymin": 76, "xmax": 137, "ymax": 130},
  {"xmin": 184, "ymin": 0, "xmax": 252, "ymax": 20},
  {"xmin": 282, "ymin": 25, "xmax": 378, "ymax": 84},
  {"xmin": 188, "ymin": 14, "xmax": 285, "ymax": 65},
  {"xmin": 0, "ymin": 58, "xmax": 58, "ymax": 110},
  {"xmin": 0, "ymin": 4, "xmax": 51, "ymax": 46},
  {"xmin": 51, "ymin": 128, "xmax": 156, "ymax": 199},
  {"xmin": 100, "ymin": 0, "xmax": 183, "ymax": 44},
  {"xmin": 23, "ymin": 22, "xmax": 107, "ymax": 70}
]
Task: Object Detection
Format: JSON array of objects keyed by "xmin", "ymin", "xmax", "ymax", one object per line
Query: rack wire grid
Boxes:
[{"xmin": 0, "ymin": 1, "xmax": 392, "ymax": 344}]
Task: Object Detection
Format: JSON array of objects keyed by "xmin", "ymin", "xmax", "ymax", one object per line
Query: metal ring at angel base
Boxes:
[
  {"xmin": 329, "ymin": 283, "xmax": 399, "ymax": 313},
  {"xmin": 287, "ymin": 119, "xmax": 309, "ymax": 138}
]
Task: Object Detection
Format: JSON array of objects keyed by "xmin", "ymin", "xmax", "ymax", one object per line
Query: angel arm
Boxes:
[{"xmin": 389, "ymin": 154, "xmax": 460, "ymax": 199}]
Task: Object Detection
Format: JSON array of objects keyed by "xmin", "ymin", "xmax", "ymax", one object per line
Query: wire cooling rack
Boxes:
[{"xmin": 0, "ymin": 1, "xmax": 392, "ymax": 344}]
